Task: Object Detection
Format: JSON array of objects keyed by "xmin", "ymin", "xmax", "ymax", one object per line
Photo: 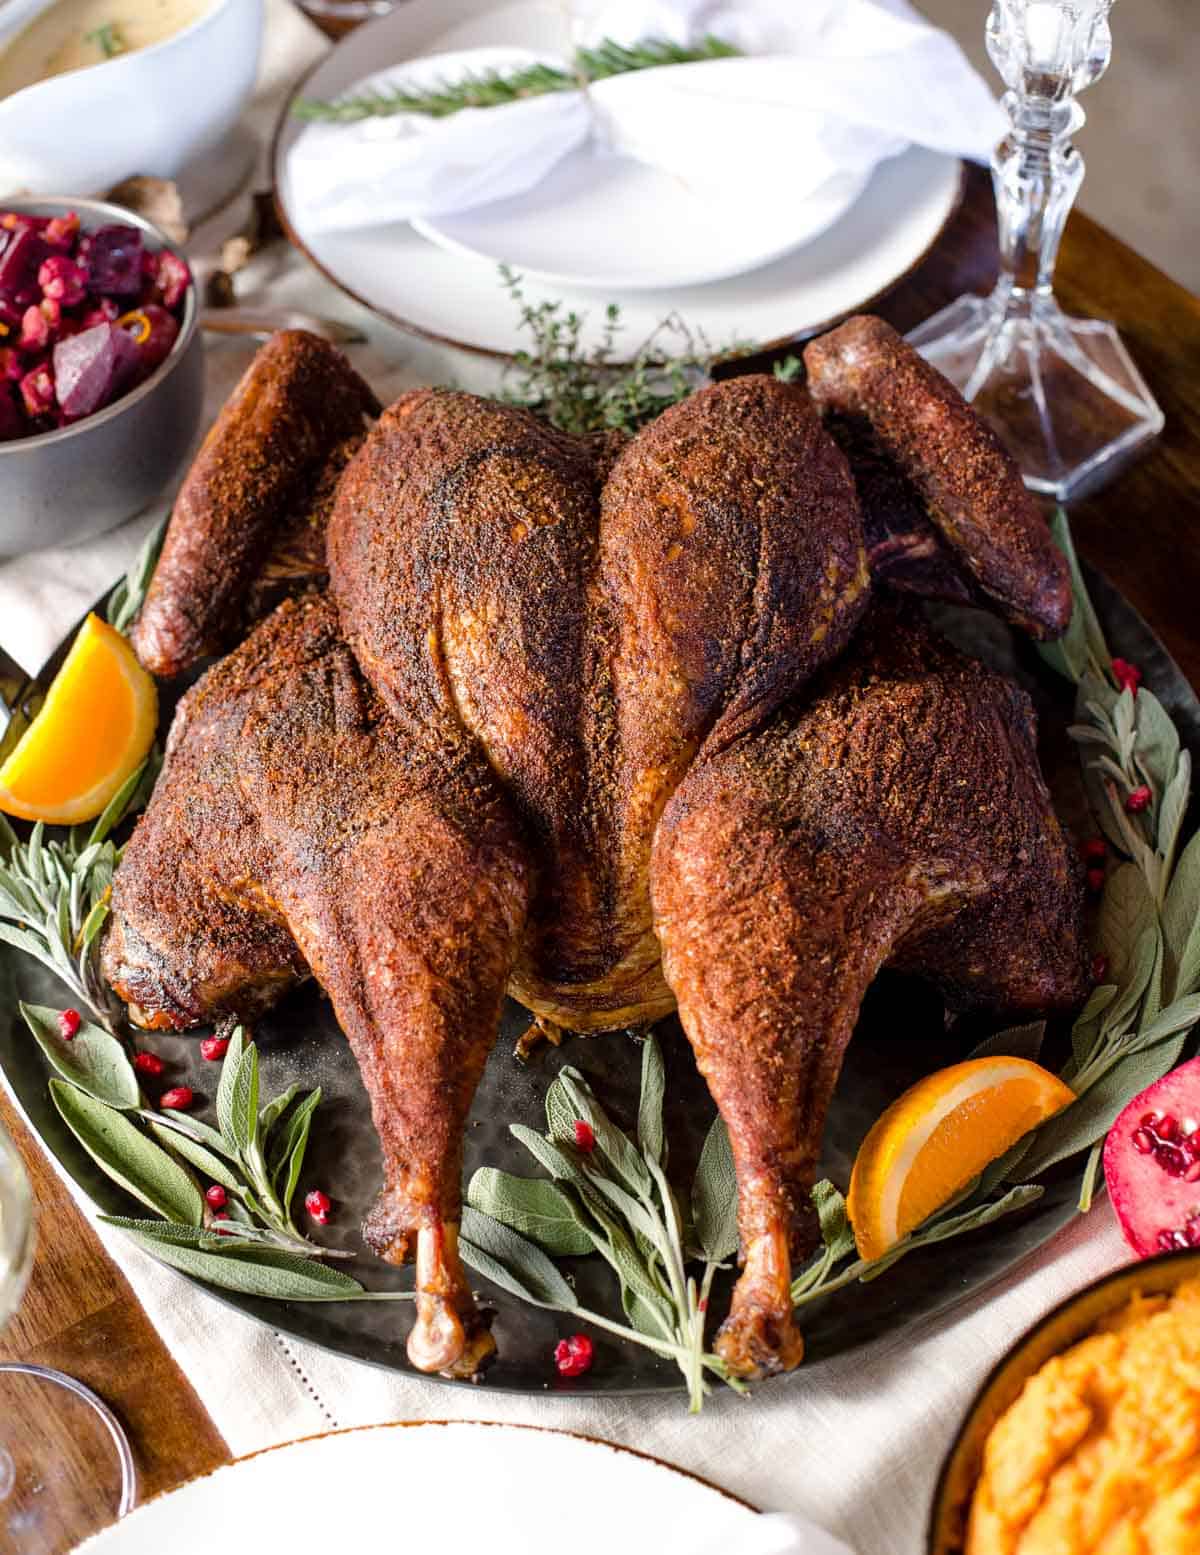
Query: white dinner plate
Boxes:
[
  {"xmin": 76, "ymin": 1421, "xmax": 761, "ymax": 1553},
  {"xmin": 273, "ymin": 0, "xmax": 964, "ymax": 360}
]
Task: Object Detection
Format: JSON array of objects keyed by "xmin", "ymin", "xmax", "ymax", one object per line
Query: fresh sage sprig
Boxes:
[
  {"xmin": 0, "ymin": 758, "xmax": 159, "ymax": 1031},
  {"xmin": 293, "ymin": 35, "xmax": 740, "ymax": 124},
  {"xmin": 462, "ymin": 1035, "xmax": 745, "ymax": 1410},
  {"xmin": 106, "ymin": 517, "xmax": 167, "ymax": 635},
  {"xmin": 21, "ymin": 1001, "xmax": 410, "ymax": 1303},
  {"xmin": 1005, "ymin": 509, "xmax": 1200, "ymax": 1202}
]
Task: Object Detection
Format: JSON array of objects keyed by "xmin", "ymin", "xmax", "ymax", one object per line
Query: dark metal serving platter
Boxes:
[{"xmin": 0, "ymin": 566, "xmax": 1197, "ymax": 1398}]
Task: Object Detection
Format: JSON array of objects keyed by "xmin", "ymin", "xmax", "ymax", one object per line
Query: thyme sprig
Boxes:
[{"xmin": 293, "ymin": 35, "xmax": 740, "ymax": 123}]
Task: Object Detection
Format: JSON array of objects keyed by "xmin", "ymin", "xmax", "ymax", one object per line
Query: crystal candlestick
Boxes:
[{"xmin": 907, "ymin": 0, "xmax": 1163, "ymax": 500}]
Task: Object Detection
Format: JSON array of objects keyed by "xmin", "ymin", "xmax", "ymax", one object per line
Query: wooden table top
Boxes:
[{"xmin": 3, "ymin": 161, "xmax": 1200, "ymax": 1552}]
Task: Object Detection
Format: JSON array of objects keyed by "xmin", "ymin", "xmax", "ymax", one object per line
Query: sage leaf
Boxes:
[
  {"xmin": 637, "ymin": 1034, "xmax": 666, "ymax": 1166},
  {"xmin": 1097, "ymin": 863, "xmax": 1158, "ymax": 994},
  {"xmin": 147, "ymin": 1120, "xmax": 243, "ymax": 1193},
  {"xmin": 458, "ymin": 1206, "xmax": 576, "ymax": 1310},
  {"xmin": 259, "ymin": 1084, "xmax": 301, "ymax": 1145},
  {"xmin": 812, "ymin": 1179, "xmax": 855, "ymax": 1259},
  {"xmin": 19, "ymin": 1002, "xmax": 138, "ymax": 1110},
  {"xmin": 1157, "ymin": 752, "xmax": 1191, "ymax": 876},
  {"xmin": 622, "ymin": 1285, "xmax": 677, "ymax": 1341},
  {"xmin": 1133, "ymin": 689, "xmax": 1180, "ymax": 800},
  {"xmin": 1039, "ymin": 510, "xmax": 1109, "ymax": 676},
  {"xmin": 157, "ymin": 1109, "xmax": 238, "ymax": 1161},
  {"xmin": 51, "ymin": 1080, "xmax": 203, "ymax": 1225},
  {"xmin": 466, "ymin": 1168, "xmax": 593, "ymax": 1256},
  {"xmin": 860, "ymin": 1184, "xmax": 1043, "ymax": 1282},
  {"xmin": 966, "ymin": 1021, "xmax": 1047, "ymax": 1064},
  {"xmin": 111, "ymin": 1227, "xmax": 365, "ymax": 1299},
  {"xmin": 1020, "ymin": 1039, "xmax": 1190, "ymax": 1178},
  {"xmin": 105, "ymin": 516, "xmax": 167, "ymax": 634},
  {"xmin": 1078, "ymin": 1142, "xmax": 1104, "ymax": 1213},
  {"xmin": 1164, "ymin": 830, "xmax": 1200, "ymax": 999},
  {"xmin": 215, "ymin": 1026, "xmax": 247, "ymax": 1147},
  {"xmin": 1100, "ymin": 921, "xmax": 1161, "ymax": 1038},
  {"xmin": 555, "ymin": 1068, "xmax": 651, "ymax": 1196},
  {"xmin": 276, "ymin": 1088, "xmax": 321, "ymax": 1213},
  {"xmin": 1131, "ymin": 994, "xmax": 1200, "ymax": 1049},
  {"xmin": 692, "ymin": 1116, "xmax": 738, "ymax": 1263},
  {"xmin": 228, "ymin": 1041, "xmax": 260, "ymax": 1155}
]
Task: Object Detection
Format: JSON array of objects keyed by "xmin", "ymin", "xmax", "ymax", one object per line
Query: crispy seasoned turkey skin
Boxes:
[
  {"xmin": 328, "ymin": 376, "xmax": 869, "ymax": 1030},
  {"xmin": 107, "ymin": 319, "xmax": 1086, "ymax": 1381},
  {"xmin": 652, "ymin": 605, "xmax": 1088, "ymax": 1378},
  {"xmin": 107, "ymin": 593, "xmax": 533, "ymax": 1377},
  {"xmin": 131, "ymin": 331, "xmax": 379, "ymax": 678},
  {"xmin": 804, "ymin": 316, "xmax": 1072, "ymax": 638}
]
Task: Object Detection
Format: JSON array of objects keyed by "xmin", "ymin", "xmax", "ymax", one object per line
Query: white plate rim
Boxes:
[
  {"xmin": 270, "ymin": 4, "xmax": 966, "ymax": 364},
  {"xmin": 75, "ymin": 1419, "xmax": 759, "ymax": 1551}
]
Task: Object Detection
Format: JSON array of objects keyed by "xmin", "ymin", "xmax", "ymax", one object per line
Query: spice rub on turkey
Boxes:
[{"xmin": 103, "ymin": 318, "xmax": 1087, "ymax": 1382}]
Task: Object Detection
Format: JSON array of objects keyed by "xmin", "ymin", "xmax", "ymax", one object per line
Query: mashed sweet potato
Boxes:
[{"xmin": 967, "ymin": 1277, "xmax": 1200, "ymax": 1554}]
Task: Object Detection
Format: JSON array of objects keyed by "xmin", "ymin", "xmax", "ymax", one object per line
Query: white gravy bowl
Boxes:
[{"xmin": 0, "ymin": 0, "xmax": 264, "ymax": 197}]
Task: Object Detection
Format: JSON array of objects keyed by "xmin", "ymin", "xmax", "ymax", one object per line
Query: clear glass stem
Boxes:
[{"xmin": 993, "ymin": 91, "xmax": 1083, "ymax": 303}]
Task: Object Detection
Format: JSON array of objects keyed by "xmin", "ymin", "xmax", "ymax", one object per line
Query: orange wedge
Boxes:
[
  {"xmin": 847, "ymin": 1057, "xmax": 1074, "ymax": 1262},
  {"xmin": 0, "ymin": 614, "xmax": 157, "ymax": 825}
]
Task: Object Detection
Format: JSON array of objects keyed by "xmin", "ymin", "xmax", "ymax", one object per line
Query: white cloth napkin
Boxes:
[
  {"xmin": 287, "ymin": 0, "xmax": 1004, "ymax": 236},
  {"xmin": 0, "ymin": 11, "xmax": 1138, "ymax": 1555}
]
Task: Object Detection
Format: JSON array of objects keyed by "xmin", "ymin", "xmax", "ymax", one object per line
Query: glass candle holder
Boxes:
[{"xmin": 908, "ymin": 0, "xmax": 1163, "ymax": 501}]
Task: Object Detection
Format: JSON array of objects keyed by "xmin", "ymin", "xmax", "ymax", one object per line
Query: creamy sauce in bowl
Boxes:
[{"xmin": 0, "ymin": 0, "xmax": 212, "ymax": 99}]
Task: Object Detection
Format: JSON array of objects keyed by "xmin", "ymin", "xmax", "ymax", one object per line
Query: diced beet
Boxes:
[
  {"xmin": 52, "ymin": 323, "xmax": 138, "ymax": 420},
  {"xmin": 0, "ymin": 224, "xmax": 48, "ymax": 312},
  {"xmin": 19, "ymin": 361, "xmax": 54, "ymax": 419},
  {"xmin": 81, "ymin": 225, "xmax": 144, "ymax": 297},
  {"xmin": 81, "ymin": 298, "xmax": 119, "ymax": 329},
  {"xmin": 0, "ymin": 385, "xmax": 22, "ymax": 441},
  {"xmin": 39, "ymin": 254, "xmax": 87, "ymax": 307},
  {"xmin": 18, "ymin": 304, "xmax": 50, "ymax": 354},
  {"xmin": 121, "ymin": 303, "xmax": 179, "ymax": 377}
]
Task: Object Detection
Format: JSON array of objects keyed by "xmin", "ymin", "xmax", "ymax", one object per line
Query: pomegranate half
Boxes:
[{"xmin": 1103, "ymin": 1055, "xmax": 1200, "ymax": 1256}]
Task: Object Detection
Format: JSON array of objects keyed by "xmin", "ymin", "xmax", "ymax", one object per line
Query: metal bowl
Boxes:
[
  {"xmin": 0, "ymin": 197, "xmax": 203, "ymax": 556},
  {"xmin": 928, "ymin": 1248, "xmax": 1200, "ymax": 1554}
]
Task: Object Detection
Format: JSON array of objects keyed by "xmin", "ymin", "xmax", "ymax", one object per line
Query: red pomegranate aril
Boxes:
[
  {"xmin": 1111, "ymin": 657, "xmax": 1143, "ymax": 694},
  {"xmin": 553, "ymin": 1332, "xmax": 594, "ymax": 1378},
  {"xmin": 1132, "ymin": 1128, "xmax": 1155, "ymax": 1154},
  {"xmin": 1091, "ymin": 954, "xmax": 1109, "ymax": 983},
  {"xmin": 57, "ymin": 1008, "xmax": 81, "ymax": 1040},
  {"xmin": 132, "ymin": 1050, "xmax": 165, "ymax": 1078},
  {"xmin": 199, "ymin": 1035, "xmax": 230, "ymax": 1062},
  {"xmin": 1157, "ymin": 1114, "xmax": 1180, "ymax": 1142},
  {"xmin": 38, "ymin": 255, "xmax": 87, "ymax": 307},
  {"xmin": 205, "ymin": 1185, "xmax": 227, "ymax": 1209},
  {"xmin": 1125, "ymin": 784, "xmax": 1153, "ymax": 814},
  {"xmin": 19, "ymin": 362, "xmax": 53, "ymax": 418},
  {"xmin": 1081, "ymin": 836, "xmax": 1107, "ymax": 863},
  {"xmin": 160, "ymin": 1086, "xmax": 194, "ymax": 1111},
  {"xmin": 573, "ymin": 1120, "xmax": 596, "ymax": 1153},
  {"xmin": 305, "ymin": 1189, "xmax": 332, "ymax": 1224},
  {"xmin": 1086, "ymin": 867, "xmax": 1106, "ymax": 895}
]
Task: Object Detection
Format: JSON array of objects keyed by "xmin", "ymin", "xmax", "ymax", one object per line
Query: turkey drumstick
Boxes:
[
  {"xmin": 106, "ymin": 595, "xmax": 533, "ymax": 1376},
  {"xmin": 652, "ymin": 606, "xmax": 1088, "ymax": 1378}
]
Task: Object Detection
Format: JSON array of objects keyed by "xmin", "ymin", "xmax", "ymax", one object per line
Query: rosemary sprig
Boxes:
[
  {"xmin": 462, "ymin": 1035, "xmax": 745, "ymax": 1411},
  {"xmin": 0, "ymin": 757, "xmax": 159, "ymax": 1031},
  {"xmin": 293, "ymin": 35, "xmax": 740, "ymax": 124}
]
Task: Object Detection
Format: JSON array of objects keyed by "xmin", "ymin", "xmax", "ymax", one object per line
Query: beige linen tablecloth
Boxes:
[{"xmin": 0, "ymin": 6, "xmax": 1132, "ymax": 1549}]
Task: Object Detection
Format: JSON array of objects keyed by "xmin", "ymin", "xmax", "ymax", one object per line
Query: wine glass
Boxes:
[
  {"xmin": 0, "ymin": 1113, "xmax": 138, "ymax": 1548},
  {"xmin": 907, "ymin": 0, "xmax": 1163, "ymax": 500}
]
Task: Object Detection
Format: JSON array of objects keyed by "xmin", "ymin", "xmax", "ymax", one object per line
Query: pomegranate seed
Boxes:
[
  {"xmin": 205, "ymin": 1185, "xmax": 227, "ymax": 1209},
  {"xmin": 1125, "ymin": 784, "xmax": 1153, "ymax": 814},
  {"xmin": 1091, "ymin": 954, "xmax": 1110, "ymax": 983},
  {"xmin": 553, "ymin": 1333, "xmax": 594, "ymax": 1378},
  {"xmin": 57, "ymin": 1009, "xmax": 81, "ymax": 1040},
  {"xmin": 573, "ymin": 1120, "xmax": 596, "ymax": 1153},
  {"xmin": 199, "ymin": 1035, "xmax": 230, "ymax": 1062},
  {"xmin": 132, "ymin": 1050, "xmax": 165, "ymax": 1078},
  {"xmin": 305, "ymin": 1189, "xmax": 332, "ymax": 1224},
  {"xmin": 1187, "ymin": 1217, "xmax": 1200, "ymax": 1247},
  {"xmin": 1132, "ymin": 1129, "xmax": 1155, "ymax": 1154},
  {"xmin": 159, "ymin": 1086, "xmax": 194, "ymax": 1111},
  {"xmin": 1158, "ymin": 1114, "xmax": 1180, "ymax": 1143},
  {"xmin": 1086, "ymin": 867, "xmax": 1106, "ymax": 895},
  {"xmin": 212, "ymin": 1210, "xmax": 231, "ymax": 1235},
  {"xmin": 1157, "ymin": 1229, "xmax": 1183, "ymax": 1253},
  {"xmin": 1111, "ymin": 658, "xmax": 1143, "ymax": 694},
  {"xmin": 1081, "ymin": 836, "xmax": 1107, "ymax": 863}
]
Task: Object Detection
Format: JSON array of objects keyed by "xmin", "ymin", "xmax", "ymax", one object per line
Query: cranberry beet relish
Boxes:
[{"xmin": 0, "ymin": 210, "xmax": 190, "ymax": 441}]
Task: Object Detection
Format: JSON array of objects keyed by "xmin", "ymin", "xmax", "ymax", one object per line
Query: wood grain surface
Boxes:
[{"xmin": 3, "ymin": 163, "xmax": 1200, "ymax": 1550}]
